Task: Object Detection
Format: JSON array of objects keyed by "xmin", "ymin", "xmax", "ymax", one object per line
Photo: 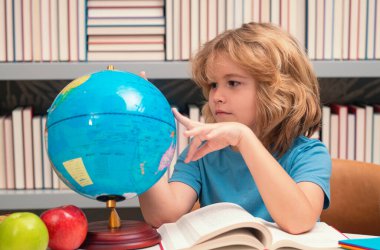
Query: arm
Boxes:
[
  {"xmin": 137, "ymin": 72, "xmax": 198, "ymax": 228},
  {"xmin": 139, "ymin": 174, "xmax": 198, "ymax": 228},
  {"xmin": 237, "ymin": 128, "xmax": 324, "ymax": 234},
  {"xmin": 173, "ymin": 109, "xmax": 325, "ymax": 234}
]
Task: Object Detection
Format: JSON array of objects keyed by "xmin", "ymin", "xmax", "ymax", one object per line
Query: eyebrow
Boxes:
[{"xmin": 223, "ymin": 73, "xmax": 249, "ymax": 79}]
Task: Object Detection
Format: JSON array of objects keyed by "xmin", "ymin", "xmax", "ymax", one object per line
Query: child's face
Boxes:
[{"xmin": 207, "ymin": 54, "xmax": 258, "ymax": 130}]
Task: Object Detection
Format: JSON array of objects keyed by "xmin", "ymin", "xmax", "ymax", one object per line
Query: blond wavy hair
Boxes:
[{"xmin": 192, "ymin": 22, "xmax": 321, "ymax": 157}]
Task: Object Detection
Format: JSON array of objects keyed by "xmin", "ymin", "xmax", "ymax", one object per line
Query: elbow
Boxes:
[
  {"xmin": 279, "ymin": 217, "xmax": 317, "ymax": 235},
  {"xmin": 144, "ymin": 216, "xmax": 165, "ymax": 229},
  {"xmin": 142, "ymin": 211, "xmax": 180, "ymax": 229}
]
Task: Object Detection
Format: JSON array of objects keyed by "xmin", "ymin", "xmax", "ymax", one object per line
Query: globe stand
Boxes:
[{"xmin": 80, "ymin": 196, "xmax": 161, "ymax": 250}]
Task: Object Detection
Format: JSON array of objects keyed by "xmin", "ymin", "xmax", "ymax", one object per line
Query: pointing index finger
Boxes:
[{"xmin": 172, "ymin": 108, "xmax": 194, "ymax": 129}]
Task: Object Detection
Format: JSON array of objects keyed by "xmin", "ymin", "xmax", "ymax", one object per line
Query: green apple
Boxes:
[
  {"xmin": 0, "ymin": 214, "xmax": 10, "ymax": 223},
  {"xmin": 0, "ymin": 212, "xmax": 49, "ymax": 250}
]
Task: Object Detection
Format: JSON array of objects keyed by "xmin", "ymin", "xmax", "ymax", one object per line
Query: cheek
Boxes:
[{"xmin": 208, "ymin": 93, "xmax": 215, "ymax": 110}]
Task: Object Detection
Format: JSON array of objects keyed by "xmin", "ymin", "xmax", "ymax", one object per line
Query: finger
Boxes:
[
  {"xmin": 190, "ymin": 142, "xmax": 217, "ymax": 162},
  {"xmin": 184, "ymin": 124, "xmax": 215, "ymax": 138},
  {"xmin": 139, "ymin": 71, "xmax": 147, "ymax": 80},
  {"xmin": 172, "ymin": 108, "xmax": 195, "ymax": 129},
  {"xmin": 184, "ymin": 137, "xmax": 203, "ymax": 163}
]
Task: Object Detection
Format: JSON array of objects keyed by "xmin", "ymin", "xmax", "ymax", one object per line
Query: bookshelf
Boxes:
[
  {"xmin": 0, "ymin": 190, "xmax": 139, "ymax": 210},
  {"xmin": 1, "ymin": 61, "xmax": 380, "ymax": 80},
  {"xmin": 1, "ymin": 0, "xmax": 379, "ymax": 211},
  {"xmin": 1, "ymin": 60, "xmax": 379, "ymax": 210},
  {"xmin": 0, "ymin": 61, "xmax": 191, "ymax": 80}
]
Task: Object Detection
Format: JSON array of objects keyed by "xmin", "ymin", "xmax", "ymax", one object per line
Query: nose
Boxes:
[{"xmin": 212, "ymin": 87, "xmax": 225, "ymax": 104}]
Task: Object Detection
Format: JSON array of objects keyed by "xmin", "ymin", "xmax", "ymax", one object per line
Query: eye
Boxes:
[
  {"xmin": 227, "ymin": 81, "xmax": 241, "ymax": 87},
  {"xmin": 209, "ymin": 82, "xmax": 217, "ymax": 89}
]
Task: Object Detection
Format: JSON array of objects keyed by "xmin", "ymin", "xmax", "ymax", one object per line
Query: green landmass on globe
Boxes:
[{"xmin": 46, "ymin": 68, "xmax": 176, "ymax": 202}]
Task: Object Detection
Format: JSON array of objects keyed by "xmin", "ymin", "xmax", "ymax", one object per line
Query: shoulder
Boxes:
[
  {"xmin": 279, "ymin": 136, "xmax": 331, "ymax": 171},
  {"xmin": 289, "ymin": 136, "xmax": 329, "ymax": 158}
]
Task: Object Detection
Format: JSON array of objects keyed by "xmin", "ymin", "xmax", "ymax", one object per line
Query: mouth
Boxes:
[{"xmin": 215, "ymin": 111, "xmax": 232, "ymax": 116}]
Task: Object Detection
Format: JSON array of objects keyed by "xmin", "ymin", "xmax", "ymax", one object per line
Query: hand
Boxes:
[
  {"xmin": 139, "ymin": 71, "xmax": 147, "ymax": 80},
  {"xmin": 172, "ymin": 108, "xmax": 249, "ymax": 163}
]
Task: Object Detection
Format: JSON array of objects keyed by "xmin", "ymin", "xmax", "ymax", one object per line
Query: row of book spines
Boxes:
[
  {"xmin": 1, "ymin": 103, "xmax": 378, "ymax": 190},
  {"xmin": 0, "ymin": 109, "xmax": 67, "ymax": 190},
  {"xmin": 2, "ymin": 0, "xmax": 379, "ymax": 63},
  {"xmin": 166, "ymin": 0, "xmax": 305, "ymax": 61},
  {"xmin": 0, "ymin": 105, "xmax": 199, "ymax": 190},
  {"xmin": 166, "ymin": 0, "xmax": 380, "ymax": 61},
  {"xmin": 322, "ymin": 104, "xmax": 380, "ymax": 165},
  {"xmin": 307, "ymin": 0, "xmax": 380, "ymax": 61},
  {"xmin": 0, "ymin": 0, "xmax": 87, "ymax": 62}
]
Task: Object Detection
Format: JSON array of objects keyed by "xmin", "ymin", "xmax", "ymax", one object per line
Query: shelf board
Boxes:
[
  {"xmin": 0, "ymin": 61, "xmax": 191, "ymax": 80},
  {"xmin": 0, "ymin": 61, "xmax": 379, "ymax": 80},
  {"xmin": 0, "ymin": 190, "xmax": 139, "ymax": 210},
  {"xmin": 312, "ymin": 61, "xmax": 380, "ymax": 77}
]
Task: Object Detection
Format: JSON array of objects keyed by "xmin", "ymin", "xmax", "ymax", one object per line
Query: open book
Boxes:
[{"xmin": 157, "ymin": 202, "xmax": 347, "ymax": 250}]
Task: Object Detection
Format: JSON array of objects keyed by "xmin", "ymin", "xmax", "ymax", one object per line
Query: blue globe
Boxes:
[{"xmin": 46, "ymin": 69, "xmax": 176, "ymax": 201}]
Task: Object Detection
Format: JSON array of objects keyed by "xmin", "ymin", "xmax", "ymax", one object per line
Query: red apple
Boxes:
[{"xmin": 40, "ymin": 205, "xmax": 88, "ymax": 250}]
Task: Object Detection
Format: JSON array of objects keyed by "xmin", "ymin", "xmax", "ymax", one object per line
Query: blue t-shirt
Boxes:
[{"xmin": 169, "ymin": 136, "xmax": 331, "ymax": 222}]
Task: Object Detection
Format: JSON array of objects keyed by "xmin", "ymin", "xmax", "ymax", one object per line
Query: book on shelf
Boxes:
[
  {"xmin": 50, "ymin": 0, "xmax": 59, "ymax": 61},
  {"xmin": 31, "ymin": 0, "xmax": 42, "ymax": 61},
  {"xmin": 321, "ymin": 106, "xmax": 331, "ymax": 151},
  {"xmin": 13, "ymin": 0, "xmax": 23, "ymax": 61},
  {"xmin": 165, "ymin": 0, "xmax": 173, "ymax": 60},
  {"xmin": 189, "ymin": 0, "xmax": 199, "ymax": 56},
  {"xmin": 22, "ymin": 107, "xmax": 34, "ymax": 189},
  {"xmin": 330, "ymin": 104, "xmax": 348, "ymax": 159},
  {"xmin": 348, "ymin": 105, "xmax": 365, "ymax": 162},
  {"xmin": 58, "ymin": 0, "xmax": 69, "ymax": 61},
  {"xmin": 180, "ymin": 0, "xmax": 190, "ymax": 60},
  {"xmin": 376, "ymin": 1, "xmax": 380, "ymax": 59},
  {"xmin": 329, "ymin": 113, "xmax": 339, "ymax": 159},
  {"xmin": 32, "ymin": 116, "xmax": 43, "ymax": 189},
  {"xmin": 5, "ymin": 0, "xmax": 14, "ymax": 61},
  {"xmin": 365, "ymin": 105, "xmax": 374, "ymax": 163},
  {"xmin": 347, "ymin": 112, "xmax": 355, "ymax": 160},
  {"xmin": 78, "ymin": 0, "xmax": 87, "ymax": 61},
  {"xmin": 12, "ymin": 107, "xmax": 25, "ymax": 189},
  {"xmin": 0, "ymin": 116, "xmax": 5, "ymax": 189},
  {"xmin": 22, "ymin": 0, "xmax": 31, "ymax": 61},
  {"xmin": 87, "ymin": 7, "xmax": 164, "ymax": 18},
  {"xmin": 87, "ymin": 51, "xmax": 165, "ymax": 61},
  {"xmin": 158, "ymin": 202, "xmax": 346, "ymax": 250},
  {"xmin": 88, "ymin": 35, "xmax": 164, "ymax": 44},
  {"xmin": 172, "ymin": 0, "xmax": 181, "ymax": 60},
  {"xmin": 4, "ymin": 117, "xmax": 14, "ymax": 189},
  {"xmin": 88, "ymin": 43, "xmax": 164, "ymax": 52},
  {"xmin": 0, "ymin": 0, "xmax": 5, "ymax": 62},
  {"xmin": 87, "ymin": 17, "xmax": 165, "ymax": 26},
  {"xmin": 373, "ymin": 105, "xmax": 380, "ymax": 165},
  {"xmin": 68, "ymin": 0, "xmax": 78, "ymax": 62},
  {"xmin": 41, "ymin": 0, "xmax": 51, "ymax": 61},
  {"xmin": 87, "ymin": 0, "xmax": 164, "ymax": 8},
  {"xmin": 188, "ymin": 104, "xmax": 200, "ymax": 123},
  {"xmin": 41, "ymin": 116, "xmax": 52, "ymax": 189},
  {"xmin": 332, "ymin": 0, "xmax": 343, "ymax": 60},
  {"xmin": 87, "ymin": 26, "xmax": 165, "ymax": 35}
]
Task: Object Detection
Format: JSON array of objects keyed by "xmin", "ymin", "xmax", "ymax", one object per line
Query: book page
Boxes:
[
  {"xmin": 183, "ymin": 203, "xmax": 270, "ymax": 245},
  {"xmin": 158, "ymin": 203, "xmax": 272, "ymax": 250},
  {"xmin": 188, "ymin": 229, "xmax": 264, "ymax": 250},
  {"xmin": 263, "ymin": 221, "xmax": 346, "ymax": 249}
]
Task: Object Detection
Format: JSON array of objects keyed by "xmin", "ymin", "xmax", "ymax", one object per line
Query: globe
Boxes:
[{"xmin": 46, "ymin": 68, "xmax": 176, "ymax": 202}]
